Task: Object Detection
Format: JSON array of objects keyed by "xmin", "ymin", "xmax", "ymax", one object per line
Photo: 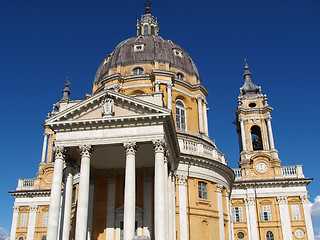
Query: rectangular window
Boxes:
[
  {"xmin": 291, "ymin": 205, "xmax": 301, "ymax": 220},
  {"xmin": 43, "ymin": 212, "xmax": 49, "ymax": 227},
  {"xmin": 198, "ymin": 181, "xmax": 207, "ymax": 199},
  {"xmin": 20, "ymin": 213, "xmax": 28, "ymax": 227},
  {"xmin": 232, "ymin": 207, "xmax": 243, "ymax": 222},
  {"xmin": 260, "ymin": 205, "xmax": 272, "ymax": 221},
  {"xmin": 72, "ymin": 187, "xmax": 76, "ymax": 204}
]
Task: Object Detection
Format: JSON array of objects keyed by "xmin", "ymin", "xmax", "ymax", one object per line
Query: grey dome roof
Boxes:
[{"xmin": 94, "ymin": 35, "xmax": 199, "ymax": 84}]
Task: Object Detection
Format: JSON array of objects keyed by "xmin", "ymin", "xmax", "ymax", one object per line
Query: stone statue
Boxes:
[{"xmin": 102, "ymin": 95, "xmax": 114, "ymax": 117}]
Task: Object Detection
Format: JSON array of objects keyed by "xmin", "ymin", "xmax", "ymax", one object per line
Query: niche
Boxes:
[{"xmin": 251, "ymin": 125, "xmax": 263, "ymax": 150}]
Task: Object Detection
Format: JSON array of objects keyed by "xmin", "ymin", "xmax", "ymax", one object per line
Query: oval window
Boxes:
[{"xmin": 237, "ymin": 232, "xmax": 245, "ymax": 239}]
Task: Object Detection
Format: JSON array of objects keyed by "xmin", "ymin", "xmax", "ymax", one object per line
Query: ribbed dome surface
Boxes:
[{"xmin": 94, "ymin": 35, "xmax": 199, "ymax": 84}]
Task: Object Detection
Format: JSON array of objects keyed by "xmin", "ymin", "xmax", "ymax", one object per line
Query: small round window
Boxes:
[
  {"xmin": 237, "ymin": 232, "xmax": 245, "ymax": 239},
  {"xmin": 249, "ymin": 102, "xmax": 256, "ymax": 108},
  {"xmin": 132, "ymin": 67, "xmax": 144, "ymax": 75}
]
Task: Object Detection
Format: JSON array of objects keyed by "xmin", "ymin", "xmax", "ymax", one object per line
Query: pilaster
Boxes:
[
  {"xmin": 217, "ymin": 184, "xmax": 225, "ymax": 240},
  {"xmin": 277, "ymin": 196, "xmax": 293, "ymax": 240},
  {"xmin": 177, "ymin": 174, "xmax": 188, "ymax": 240},
  {"xmin": 300, "ymin": 195, "xmax": 315, "ymax": 240}
]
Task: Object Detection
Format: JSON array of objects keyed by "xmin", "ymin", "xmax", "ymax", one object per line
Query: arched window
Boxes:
[
  {"xmin": 144, "ymin": 25, "xmax": 148, "ymax": 36},
  {"xmin": 132, "ymin": 67, "xmax": 144, "ymax": 75},
  {"xmin": 177, "ymin": 73, "xmax": 184, "ymax": 80},
  {"xmin": 18, "ymin": 237, "xmax": 24, "ymax": 240},
  {"xmin": 198, "ymin": 181, "xmax": 207, "ymax": 199},
  {"xmin": 251, "ymin": 125, "xmax": 263, "ymax": 150},
  {"xmin": 151, "ymin": 25, "xmax": 155, "ymax": 35},
  {"xmin": 41, "ymin": 236, "xmax": 47, "ymax": 240},
  {"xmin": 266, "ymin": 231, "xmax": 274, "ymax": 240},
  {"xmin": 175, "ymin": 100, "xmax": 186, "ymax": 131}
]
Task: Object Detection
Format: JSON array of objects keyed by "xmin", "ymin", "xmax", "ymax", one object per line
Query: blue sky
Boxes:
[{"xmin": 1, "ymin": 0, "xmax": 319, "ymax": 237}]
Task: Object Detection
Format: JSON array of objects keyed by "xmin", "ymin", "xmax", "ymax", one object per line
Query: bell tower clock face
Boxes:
[{"xmin": 256, "ymin": 162, "xmax": 268, "ymax": 173}]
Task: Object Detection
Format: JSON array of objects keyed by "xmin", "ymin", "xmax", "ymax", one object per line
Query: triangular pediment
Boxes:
[{"xmin": 45, "ymin": 90, "xmax": 171, "ymax": 126}]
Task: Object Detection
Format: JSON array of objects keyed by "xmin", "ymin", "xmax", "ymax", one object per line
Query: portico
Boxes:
[{"xmin": 45, "ymin": 90, "xmax": 179, "ymax": 240}]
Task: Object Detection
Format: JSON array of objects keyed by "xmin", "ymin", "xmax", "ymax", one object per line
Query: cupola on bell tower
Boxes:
[{"xmin": 235, "ymin": 60, "xmax": 281, "ymax": 179}]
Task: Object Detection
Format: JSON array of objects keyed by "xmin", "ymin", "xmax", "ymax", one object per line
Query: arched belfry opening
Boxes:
[{"xmin": 251, "ymin": 125, "xmax": 263, "ymax": 150}]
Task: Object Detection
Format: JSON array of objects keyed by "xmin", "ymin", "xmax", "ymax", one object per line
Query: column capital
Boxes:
[
  {"xmin": 152, "ymin": 139, "xmax": 166, "ymax": 153},
  {"xmin": 244, "ymin": 196, "xmax": 255, "ymax": 206},
  {"xmin": 123, "ymin": 142, "xmax": 138, "ymax": 155},
  {"xmin": 80, "ymin": 145, "xmax": 93, "ymax": 158},
  {"xmin": 13, "ymin": 206, "xmax": 20, "ymax": 213},
  {"xmin": 265, "ymin": 115, "xmax": 272, "ymax": 121},
  {"xmin": 54, "ymin": 146, "xmax": 66, "ymax": 159},
  {"xmin": 277, "ymin": 196, "xmax": 288, "ymax": 204},
  {"xmin": 300, "ymin": 195, "xmax": 309, "ymax": 204},
  {"xmin": 167, "ymin": 82, "xmax": 173, "ymax": 88},
  {"xmin": 216, "ymin": 184, "xmax": 223, "ymax": 193},
  {"xmin": 177, "ymin": 174, "xmax": 187, "ymax": 185},
  {"xmin": 238, "ymin": 116, "xmax": 245, "ymax": 122},
  {"xmin": 29, "ymin": 205, "xmax": 38, "ymax": 212}
]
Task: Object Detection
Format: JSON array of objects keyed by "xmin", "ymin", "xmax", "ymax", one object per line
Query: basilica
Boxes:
[{"xmin": 9, "ymin": 4, "xmax": 315, "ymax": 240}]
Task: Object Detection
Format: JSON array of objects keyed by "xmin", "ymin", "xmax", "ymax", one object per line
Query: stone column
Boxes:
[
  {"xmin": 47, "ymin": 146, "xmax": 65, "ymax": 240},
  {"xmin": 177, "ymin": 174, "xmax": 188, "ymax": 240},
  {"xmin": 27, "ymin": 205, "xmax": 38, "ymax": 240},
  {"xmin": 277, "ymin": 196, "xmax": 293, "ymax": 240},
  {"xmin": 87, "ymin": 180, "xmax": 95, "ymax": 240},
  {"xmin": 75, "ymin": 145, "xmax": 93, "ymax": 240},
  {"xmin": 62, "ymin": 164, "xmax": 74, "ymax": 240},
  {"xmin": 143, "ymin": 172, "xmax": 153, "ymax": 238},
  {"xmin": 10, "ymin": 206, "xmax": 19, "ymax": 240},
  {"xmin": 164, "ymin": 154, "xmax": 169, "ymax": 240},
  {"xmin": 300, "ymin": 195, "xmax": 315, "ymax": 240},
  {"xmin": 153, "ymin": 139, "xmax": 166, "ymax": 240},
  {"xmin": 202, "ymin": 101, "xmax": 208, "ymax": 135},
  {"xmin": 167, "ymin": 83, "xmax": 173, "ymax": 110},
  {"xmin": 123, "ymin": 142, "xmax": 138, "ymax": 240},
  {"xmin": 244, "ymin": 197, "xmax": 259, "ymax": 240},
  {"xmin": 266, "ymin": 116, "xmax": 275, "ymax": 149},
  {"xmin": 41, "ymin": 132, "xmax": 49, "ymax": 163},
  {"xmin": 239, "ymin": 117, "xmax": 247, "ymax": 151},
  {"xmin": 106, "ymin": 177, "xmax": 116, "ymax": 240},
  {"xmin": 217, "ymin": 185, "xmax": 225, "ymax": 240},
  {"xmin": 197, "ymin": 97, "xmax": 204, "ymax": 133}
]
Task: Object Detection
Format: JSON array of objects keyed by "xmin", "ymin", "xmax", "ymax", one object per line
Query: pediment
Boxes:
[{"xmin": 45, "ymin": 90, "xmax": 171, "ymax": 126}]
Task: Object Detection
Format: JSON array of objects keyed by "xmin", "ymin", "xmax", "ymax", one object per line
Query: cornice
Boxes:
[
  {"xmin": 235, "ymin": 106, "xmax": 273, "ymax": 115},
  {"xmin": 179, "ymin": 154, "xmax": 235, "ymax": 185},
  {"xmin": 46, "ymin": 113, "xmax": 170, "ymax": 132},
  {"xmin": 9, "ymin": 189, "xmax": 52, "ymax": 198},
  {"xmin": 233, "ymin": 178, "xmax": 313, "ymax": 188}
]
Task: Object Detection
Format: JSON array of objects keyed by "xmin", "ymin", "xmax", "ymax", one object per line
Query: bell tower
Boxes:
[{"xmin": 235, "ymin": 60, "xmax": 281, "ymax": 179}]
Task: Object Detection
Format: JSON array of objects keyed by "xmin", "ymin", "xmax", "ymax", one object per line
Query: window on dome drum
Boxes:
[
  {"xmin": 232, "ymin": 207, "xmax": 243, "ymax": 222},
  {"xmin": 260, "ymin": 205, "xmax": 272, "ymax": 221},
  {"xmin": 175, "ymin": 100, "xmax": 186, "ymax": 131},
  {"xmin": 144, "ymin": 25, "xmax": 148, "ymax": 36},
  {"xmin": 177, "ymin": 73, "xmax": 184, "ymax": 80},
  {"xmin": 132, "ymin": 67, "xmax": 144, "ymax": 75},
  {"xmin": 251, "ymin": 125, "xmax": 263, "ymax": 150},
  {"xmin": 266, "ymin": 231, "xmax": 274, "ymax": 240},
  {"xmin": 291, "ymin": 205, "xmax": 301, "ymax": 220},
  {"xmin": 20, "ymin": 213, "xmax": 28, "ymax": 227},
  {"xmin": 43, "ymin": 212, "xmax": 49, "ymax": 227},
  {"xmin": 198, "ymin": 181, "xmax": 207, "ymax": 199}
]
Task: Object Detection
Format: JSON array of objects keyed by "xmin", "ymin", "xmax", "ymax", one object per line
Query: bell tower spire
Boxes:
[
  {"xmin": 235, "ymin": 60, "xmax": 281, "ymax": 180},
  {"xmin": 136, "ymin": 1, "xmax": 159, "ymax": 36}
]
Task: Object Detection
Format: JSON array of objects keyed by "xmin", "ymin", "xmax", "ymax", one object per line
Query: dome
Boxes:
[{"xmin": 93, "ymin": 35, "xmax": 199, "ymax": 84}]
